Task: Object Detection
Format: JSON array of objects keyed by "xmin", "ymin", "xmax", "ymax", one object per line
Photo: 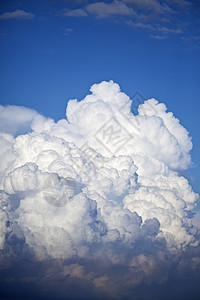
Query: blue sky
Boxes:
[
  {"xmin": 1, "ymin": 2, "xmax": 200, "ymax": 300},
  {"xmin": 0, "ymin": 0, "xmax": 200, "ymax": 193}
]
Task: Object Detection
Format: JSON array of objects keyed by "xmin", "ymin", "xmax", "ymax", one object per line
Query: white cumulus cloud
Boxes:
[{"xmin": 0, "ymin": 80, "xmax": 199, "ymax": 299}]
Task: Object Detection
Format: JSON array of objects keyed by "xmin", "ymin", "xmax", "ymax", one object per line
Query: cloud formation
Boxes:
[
  {"xmin": 86, "ymin": 1, "xmax": 135, "ymax": 18},
  {"xmin": 0, "ymin": 9, "xmax": 35, "ymax": 20},
  {"xmin": 0, "ymin": 105, "xmax": 40, "ymax": 136},
  {"xmin": 63, "ymin": 0, "xmax": 135, "ymax": 19},
  {"xmin": 59, "ymin": 0, "xmax": 197, "ymax": 41},
  {"xmin": 123, "ymin": 0, "xmax": 170, "ymax": 13},
  {"xmin": 127, "ymin": 20, "xmax": 183, "ymax": 39},
  {"xmin": 0, "ymin": 81, "xmax": 199, "ymax": 299},
  {"xmin": 62, "ymin": 8, "xmax": 88, "ymax": 17}
]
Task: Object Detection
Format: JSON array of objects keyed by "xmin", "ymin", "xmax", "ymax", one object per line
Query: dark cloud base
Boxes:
[{"xmin": 0, "ymin": 246, "xmax": 200, "ymax": 300}]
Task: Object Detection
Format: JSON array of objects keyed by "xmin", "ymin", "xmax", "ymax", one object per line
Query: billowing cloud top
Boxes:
[{"xmin": 0, "ymin": 81, "xmax": 199, "ymax": 299}]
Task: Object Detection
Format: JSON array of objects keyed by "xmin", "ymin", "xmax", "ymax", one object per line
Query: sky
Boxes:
[
  {"xmin": 0, "ymin": 1, "xmax": 200, "ymax": 300},
  {"xmin": 0, "ymin": 0, "xmax": 200, "ymax": 194}
]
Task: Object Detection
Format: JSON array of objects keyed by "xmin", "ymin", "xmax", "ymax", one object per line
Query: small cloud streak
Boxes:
[
  {"xmin": 150, "ymin": 34, "xmax": 168, "ymax": 40},
  {"xmin": 127, "ymin": 19, "xmax": 183, "ymax": 39},
  {"xmin": 64, "ymin": 28, "xmax": 74, "ymax": 35},
  {"xmin": 166, "ymin": 0, "xmax": 191, "ymax": 6},
  {"xmin": 0, "ymin": 9, "xmax": 35, "ymax": 20},
  {"xmin": 158, "ymin": 25, "xmax": 183, "ymax": 34},
  {"xmin": 62, "ymin": 8, "xmax": 88, "ymax": 17},
  {"xmin": 61, "ymin": 1, "xmax": 135, "ymax": 19},
  {"xmin": 127, "ymin": 19, "xmax": 154, "ymax": 30},
  {"xmin": 86, "ymin": 1, "xmax": 135, "ymax": 18}
]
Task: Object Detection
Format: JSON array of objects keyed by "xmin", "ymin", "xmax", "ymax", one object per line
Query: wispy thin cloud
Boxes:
[
  {"xmin": 158, "ymin": 26, "xmax": 182, "ymax": 34},
  {"xmin": 86, "ymin": 1, "xmax": 135, "ymax": 18},
  {"xmin": 0, "ymin": 9, "xmax": 35, "ymax": 20},
  {"xmin": 181, "ymin": 35, "xmax": 200, "ymax": 49},
  {"xmin": 62, "ymin": 1, "xmax": 135, "ymax": 19},
  {"xmin": 166, "ymin": 0, "xmax": 191, "ymax": 7},
  {"xmin": 63, "ymin": 0, "xmax": 88, "ymax": 3},
  {"xmin": 123, "ymin": 0, "xmax": 172, "ymax": 14},
  {"xmin": 150, "ymin": 34, "xmax": 168, "ymax": 40},
  {"xmin": 127, "ymin": 18, "xmax": 183, "ymax": 39},
  {"xmin": 181, "ymin": 35, "xmax": 200, "ymax": 41},
  {"xmin": 62, "ymin": 8, "xmax": 88, "ymax": 17},
  {"xmin": 58, "ymin": 0, "xmax": 197, "ymax": 43},
  {"xmin": 64, "ymin": 28, "xmax": 74, "ymax": 35},
  {"xmin": 127, "ymin": 20, "xmax": 154, "ymax": 30}
]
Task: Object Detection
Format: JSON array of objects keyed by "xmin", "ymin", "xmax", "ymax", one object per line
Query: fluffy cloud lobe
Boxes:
[{"xmin": 0, "ymin": 81, "xmax": 199, "ymax": 299}]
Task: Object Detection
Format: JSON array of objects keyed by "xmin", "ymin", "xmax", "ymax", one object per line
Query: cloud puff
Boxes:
[
  {"xmin": 0, "ymin": 80, "xmax": 199, "ymax": 299},
  {"xmin": 0, "ymin": 9, "xmax": 35, "ymax": 20},
  {"xmin": 62, "ymin": 1, "xmax": 135, "ymax": 19},
  {"xmin": 86, "ymin": 1, "xmax": 135, "ymax": 18},
  {"xmin": 0, "ymin": 105, "xmax": 42, "ymax": 136},
  {"xmin": 62, "ymin": 8, "xmax": 88, "ymax": 17}
]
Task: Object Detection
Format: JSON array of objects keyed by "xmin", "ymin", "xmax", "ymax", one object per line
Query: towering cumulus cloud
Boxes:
[{"xmin": 0, "ymin": 81, "xmax": 199, "ymax": 300}]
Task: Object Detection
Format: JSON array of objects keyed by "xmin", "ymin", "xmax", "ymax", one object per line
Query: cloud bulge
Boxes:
[{"xmin": 0, "ymin": 80, "xmax": 199, "ymax": 299}]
